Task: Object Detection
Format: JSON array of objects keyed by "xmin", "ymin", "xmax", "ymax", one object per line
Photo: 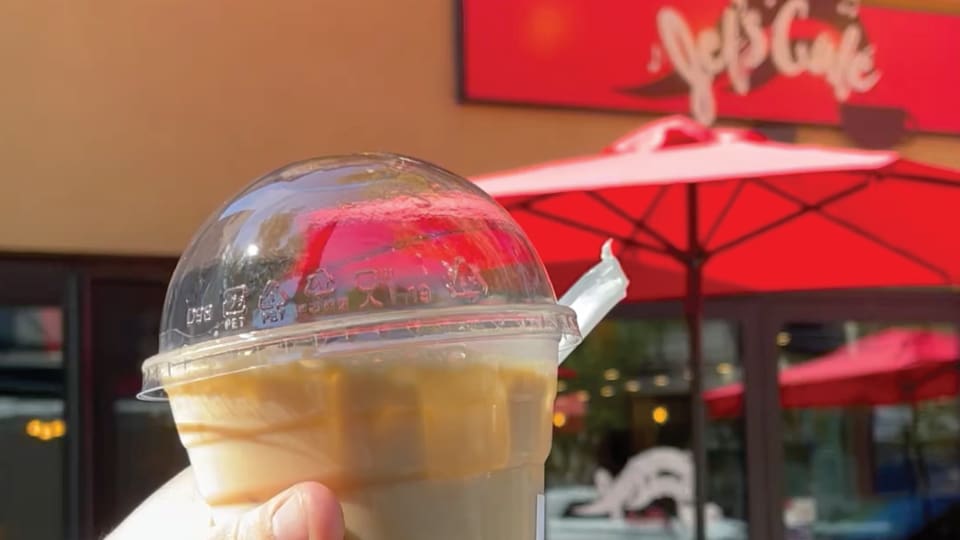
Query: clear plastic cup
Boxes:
[{"xmin": 139, "ymin": 154, "xmax": 580, "ymax": 540}]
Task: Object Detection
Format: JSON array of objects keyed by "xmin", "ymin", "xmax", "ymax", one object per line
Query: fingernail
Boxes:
[{"xmin": 272, "ymin": 493, "xmax": 309, "ymax": 540}]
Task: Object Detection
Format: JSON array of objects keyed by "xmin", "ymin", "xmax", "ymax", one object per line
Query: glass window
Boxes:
[
  {"xmin": 88, "ymin": 280, "xmax": 188, "ymax": 533},
  {"xmin": 0, "ymin": 307, "xmax": 62, "ymax": 369},
  {"xmin": 111, "ymin": 398, "xmax": 184, "ymax": 520},
  {"xmin": 778, "ymin": 321, "xmax": 960, "ymax": 540},
  {"xmin": 0, "ymin": 307, "xmax": 65, "ymax": 540},
  {"xmin": 546, "ymin": 318, "xmax": 748, "ymax": 540}
]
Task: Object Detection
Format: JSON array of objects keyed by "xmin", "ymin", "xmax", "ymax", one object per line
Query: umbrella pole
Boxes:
[
  {"xmin": 686, "ymin": 183, "xmax": 708, "ymax": 540},
  {"xmin": 910, "ymin": 402, "xmax": 931, "ymax": 521}
]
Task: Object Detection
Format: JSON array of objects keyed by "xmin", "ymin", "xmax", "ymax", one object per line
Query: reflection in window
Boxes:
[
  {"xmin": 778, "ymin": 322, "xmax": 960, "ymax": 540},
  {"xmin": 546, "ymin": 319, "xmax": 747, "ymax": 539},
  {"xmin": 0, "ymin": 307, "xmax": 62, "ymax": 369},
  {"xmin": 112, "ymin": 399, "xmax": 187, "ymax": 523}
]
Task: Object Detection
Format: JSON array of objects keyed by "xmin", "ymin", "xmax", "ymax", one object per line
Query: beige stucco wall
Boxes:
[{"xmin": 2, "ymin": 0, "xmax": 957, "ymax": 256}]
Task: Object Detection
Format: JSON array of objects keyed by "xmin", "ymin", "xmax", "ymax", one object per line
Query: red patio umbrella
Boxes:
[
  {"xmin": 706, "ymin": 327, "xmax": 958, "ymax": 518},
  {"xmin": 472, "ymin": 115, "xmax": 960, "ymax": 540},
  {"xmin": 705, "ymin": 328, "xmax": 960, "ymax": 418}
]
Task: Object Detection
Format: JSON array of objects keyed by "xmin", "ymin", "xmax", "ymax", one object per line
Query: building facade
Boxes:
[{"xmin": 1, "ymin": 1, "xmax": 958, "ymax": 539}]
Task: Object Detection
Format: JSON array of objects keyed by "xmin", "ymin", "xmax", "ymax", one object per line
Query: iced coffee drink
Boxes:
[
  {"xmin": 140, "ymin": 155, "xmax": 579, "ymax": 539},
  {"xmin": 165, "ymin": 337, "xmax": 556, "ymax": 539}
]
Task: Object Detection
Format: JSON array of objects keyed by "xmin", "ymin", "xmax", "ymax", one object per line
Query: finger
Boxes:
[
  {"xmin": 209, "ymin": 482, "xmax": 344, "ymax": 540},
  {"xmin": 273, "ymin": 483, "xmax": 345, "ymax": 540}
]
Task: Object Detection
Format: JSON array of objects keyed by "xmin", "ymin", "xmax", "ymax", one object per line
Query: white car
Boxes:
[
  {"xmin": 545, "ymin": 448, "xmax": 746, "ymax": 540},
  {"xmin": 545, "ymin": 486, "xmax": 747, "ymax": 540}
]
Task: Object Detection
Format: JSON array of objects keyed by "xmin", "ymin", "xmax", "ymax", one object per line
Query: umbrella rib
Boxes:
[
  {"xmin": 587, "ymin": 191, "xmax": 685, "ymax": 257},
  {"xmin": 702, "ymin": 179, "xmax": 747, "ymax": 248},
  {"xmin": 816, "ymin": 214, "xmax": 950, "ymax": 283},
  {"xmin": 709, "ymin": 179, "xmax": 872, "ymax": 256},
  {"xmin": 909, "ymin": 358, "xmax": 960, "ymax": 389},
  {"xmin": 642, "ymin": 185, "xmax": 670, "ymax": 221},
  {"xmin": 521, "ymin": 206, "xmax": 669, "ymax": 255},
  {"xmin": 891, "ymin": 173, "xmax": 960, "ymax": 189},
  {"xmin": 756, "ymin": 179, "xmax": 951, "ymax": 283},
  {"xmin": 510, "ymin": 192, "xmax": 560, "ymax": 210}
]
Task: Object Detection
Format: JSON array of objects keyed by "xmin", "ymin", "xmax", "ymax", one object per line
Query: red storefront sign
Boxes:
[{"xmin": 459, "ymin": 0, "xmax": 960, "ymax": 135}]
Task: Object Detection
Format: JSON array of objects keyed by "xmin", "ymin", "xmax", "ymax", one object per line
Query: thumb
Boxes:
[{"xmin": 210, "ymin": 483, "xmax": 345, "ymax": 540}]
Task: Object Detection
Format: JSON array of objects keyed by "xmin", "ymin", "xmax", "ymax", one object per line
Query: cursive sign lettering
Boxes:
[{"xmin": 657, "ymin": 0, "xmax": 881, "ymax": 125}]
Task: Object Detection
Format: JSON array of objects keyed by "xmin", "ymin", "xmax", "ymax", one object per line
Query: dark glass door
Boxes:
[
  {"xmin": 0, "ymin": 306, "xmax": 66, "ymax": 540},
  {"xmin": 85, "ymin": 274, "xmax": 188, "ymax": 537},
  {"xmin": 0, "ymin": 261, "xmax": 69, "ymax": 540},
  {"xmin": 0, "ymin": 256, "xmax": 187, "ymax": 539}
]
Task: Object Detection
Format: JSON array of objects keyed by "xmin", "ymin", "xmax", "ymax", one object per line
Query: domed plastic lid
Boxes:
[{"xmin": 140, "ymin": 154, "xmax": 579, "ymax": 399}]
